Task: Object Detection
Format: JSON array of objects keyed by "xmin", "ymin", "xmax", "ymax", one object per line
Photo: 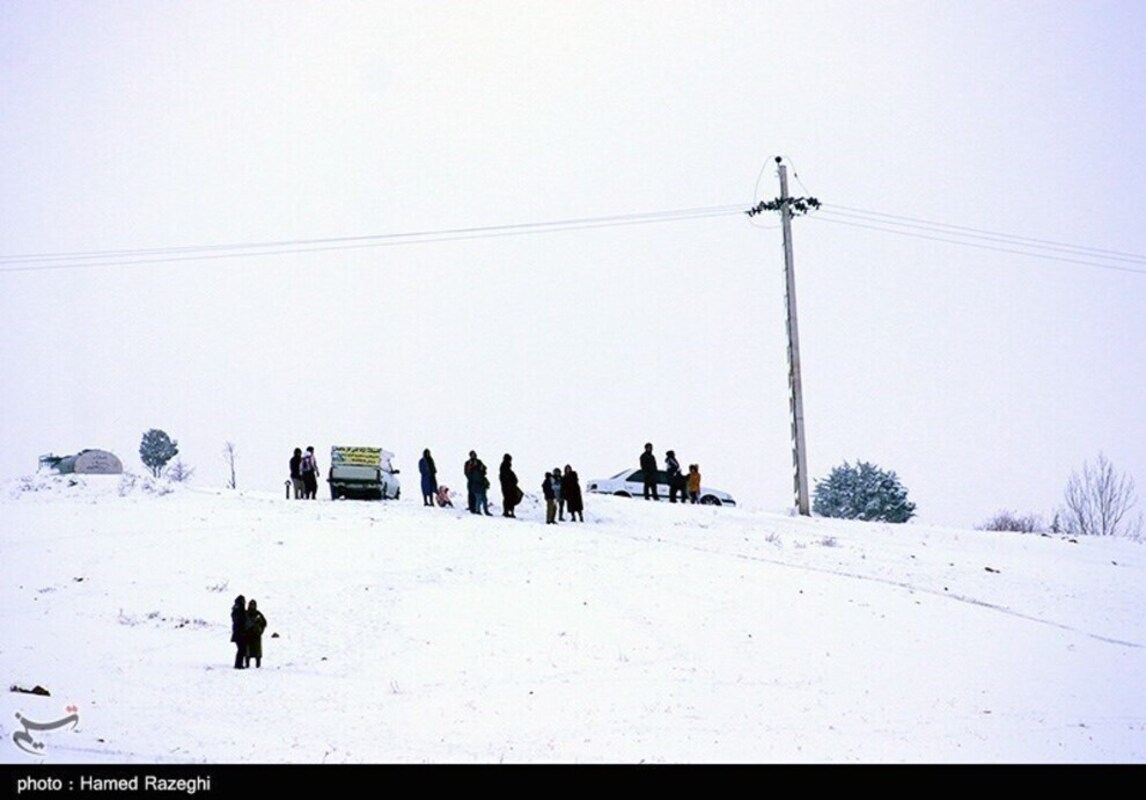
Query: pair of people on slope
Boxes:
[
  {"xmin": 289, "ymin": 446, "xmax": 320, "ymax": 500},
  {"xmin": 640, "ymin": 443, "xmax": 698, "ymax": 503},
  {"xmin": 464, "ymin": 451, "xmax": 492, "ymax": 515},
  {"xmin": 230, "ymin": 595, "xmax": 268, "ymax": 669},
  {"xmin": 419, "ymin": 448, "xmax": 455, "ymax": 507}
]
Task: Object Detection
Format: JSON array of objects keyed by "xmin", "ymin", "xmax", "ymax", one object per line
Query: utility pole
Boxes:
[
  {"xmin": 747, "ymin": 157, "xmax": 820, "ymax": 516},
  {"xmin": 777, "ymin": 159, "xmax": 810, "ymax": 515}
]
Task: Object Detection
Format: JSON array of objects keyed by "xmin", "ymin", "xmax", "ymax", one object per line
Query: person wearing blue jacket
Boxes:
[{"xmin": 419, "ymin": 449, "xmax": 438, "ymax": 507}]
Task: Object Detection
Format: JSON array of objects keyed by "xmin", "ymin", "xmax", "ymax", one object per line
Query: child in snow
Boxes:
[{"xmin": 436, "ymin": 485, "xmax": 454, "ymax": 508}]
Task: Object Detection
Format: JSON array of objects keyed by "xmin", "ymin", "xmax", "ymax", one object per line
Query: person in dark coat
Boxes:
[
  {"xmin": 301, "ymin": 446, "xmax": 320, "ymax": 500},
  {"xmin": 466, "ymin": 451, "xmax": 491, "ymax": 515},
  {"xmin": 244, "ymin": 599, "xmax": 268, "ymax": 669},
  {"xmin": 230, "ymin": 595, "xmax": 248, "ymax": 669},
  {"xmin": 289, "ymin": 448, "xmax": 304, "ymax": 499},
  {"xmin": 419, "ymin": 449, "xmax": 438, "ymax": 507},
  {"xmin": 500, "ymin": 454, "xmax": 521, "ymax": 518},
  {"xmin": 640, "ymin": 443, "xmax": 659, "ymax": 500},
  {"xmin": 666, "ymin": 449, "xmax": 686, "ymax": 503},
  {"xmin": 563, "ymin": 464, "xmax": 584, "ymax": 522},
  {"xmin": 463, "ymin": 451, "xmax": 479, "ymax": 513}
]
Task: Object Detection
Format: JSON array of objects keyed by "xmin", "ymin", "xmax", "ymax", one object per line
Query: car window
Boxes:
[{"xmin": 627, "ymin": 470, "xmax": 673, "ymax": 485}]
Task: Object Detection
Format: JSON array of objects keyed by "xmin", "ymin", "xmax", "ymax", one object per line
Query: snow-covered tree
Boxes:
[
  {"xmin": 139, "ymin": 428, "xmax": 179, "ymax": 478},
  {"xmin": 812, "ymin": 460, "xmax": 916, "ymax": 523}
]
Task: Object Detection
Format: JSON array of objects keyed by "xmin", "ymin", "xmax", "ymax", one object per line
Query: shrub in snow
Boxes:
[
  {"xmin": 977, "ymin": 510, "xmax": 1043, "ymax": 533},
  {"xmin": 166, "ymin": 460, "xmax": 195, "ymax": 483},
  {"xmin": 139, "ymin": 428, "xmax": 178, "ymax": 478},
  {"xmin": 117, "ymin": 472, "xmax": 174, "ymax": 497},
  {"xmin": 13, "ymin": 475, "xmax": 52, "ymax": 494},
  {"xmin": 812, "ymin": 460, "xmax": 916, "ymax": 524},
  {"xmin": 141, "ymin": 479, "xmax": 174, "ymax": 497}
]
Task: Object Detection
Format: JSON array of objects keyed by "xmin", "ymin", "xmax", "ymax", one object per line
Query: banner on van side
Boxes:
[{"xmin": 331, "ymin": 446, "xmax": 394, "ymax": 468}]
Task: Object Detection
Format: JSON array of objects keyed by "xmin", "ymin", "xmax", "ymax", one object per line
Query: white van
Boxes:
[{"xmin": 327, "ymin": 446, "xmax": 401, "ymax": 501}]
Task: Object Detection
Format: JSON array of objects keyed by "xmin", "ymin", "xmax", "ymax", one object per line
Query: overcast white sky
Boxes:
[{"xmin": 2, "ymin": 1, "xmax": 1144, "ymax": 526}]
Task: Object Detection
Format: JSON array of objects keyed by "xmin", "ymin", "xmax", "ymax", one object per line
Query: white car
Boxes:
[{"xmin": 585, "ymin": 469, "xmax": 736, "ymax": 506}]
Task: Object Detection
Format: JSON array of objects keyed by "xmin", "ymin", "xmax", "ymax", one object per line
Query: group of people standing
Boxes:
[
  {"xmin": 291, "ymin": 441, "xmax": 706, "ymax": 515},
  {"xmin": 541, "ymin": 465, "xmax": 584, "ymax": 524},
  {"xmin": 229, "ymin": 595, "xmax": 268, "ymax": 669},
  {"xmin": 288, "ymin": 446, "xmax": 320, "ymax": 500},
  {"xmin": 640, "ymin": 442, "xmax": 703, "ymax": 503},
  {"xmin": 416, "ymin": 448, "xmax": 584, "ymax": 523}
]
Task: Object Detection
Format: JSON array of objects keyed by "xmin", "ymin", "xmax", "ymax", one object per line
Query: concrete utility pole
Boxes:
[
  {"xmin": 777, "ymin": 159, "xmax": 810, "ymax": 516},
  {"xmin": 746, "ymin": 157, "xmax": 819, "ymax": 516}
]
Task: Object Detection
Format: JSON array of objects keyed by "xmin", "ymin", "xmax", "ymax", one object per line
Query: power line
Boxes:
[
  {"xmin": 3, "ymin": 197, "xmax": 1144, "ymax": 278},
  {"xmin": 0, "ymin": 204, "xmax": 746, "ymax": 274},
  {"xmin": 748, "ymin": 155, "xmax": 1146, "ymax": 276},
  {"xmin": 820, "ymin": 205, "xmax": 1146, "ymax": 265},
  {"xmin": 809, "ymin": 212, "xmax": 1146, "ymax": 277}
]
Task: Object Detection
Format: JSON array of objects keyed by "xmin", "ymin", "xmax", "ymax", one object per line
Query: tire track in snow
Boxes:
[{"xmin": 623, "ymin": 529, "xmax": 1144, "ymax": 649}]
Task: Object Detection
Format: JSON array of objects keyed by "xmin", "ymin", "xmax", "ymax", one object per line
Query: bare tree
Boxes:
[
  {"xmin": 222, "ymin": 441, "xmax": 238, "ymax": 490},
  {"xmin": 1062, "ymin": 452, "xmax": 1139, "ymax": 537}
]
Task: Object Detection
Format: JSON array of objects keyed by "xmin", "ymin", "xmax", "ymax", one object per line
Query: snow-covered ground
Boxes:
[{"xmin": 2, "ymin": 473, "xmax": 1144, "ymax": 764}]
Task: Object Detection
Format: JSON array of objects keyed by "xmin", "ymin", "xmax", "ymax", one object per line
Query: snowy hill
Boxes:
[{"xmin": 2, "ymin": 474, "xmax": 1144, "ymax": 764}]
